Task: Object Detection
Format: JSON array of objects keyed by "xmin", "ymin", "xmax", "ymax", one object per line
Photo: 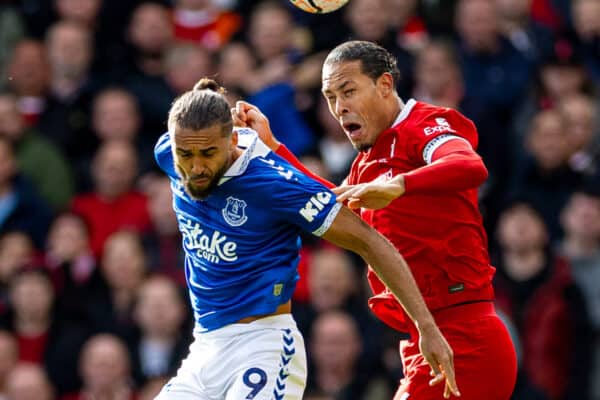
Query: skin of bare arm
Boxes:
[{"xmin": 321, "ymin": 206, "xmax": 460, "ymax": 397}]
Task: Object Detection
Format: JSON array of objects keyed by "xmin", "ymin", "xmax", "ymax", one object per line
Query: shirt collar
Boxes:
[
  {"xmin": 218, "ymin": 127, "xmax": 271, "ymax": 185},
  {"xmin": 391, "ymin": 98, "xmax": 417, "ymax": 128}
]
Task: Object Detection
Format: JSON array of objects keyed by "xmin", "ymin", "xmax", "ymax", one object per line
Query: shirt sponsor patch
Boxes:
[
  {"xmin": 423, "ymin": 117, "xmax": 456, "ymax": 136},
  {"xmin": 299, "ymin": 192, "xmax": 333, "ymax": 222}
]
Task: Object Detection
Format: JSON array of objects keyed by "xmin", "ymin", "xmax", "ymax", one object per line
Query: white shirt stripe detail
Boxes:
[
  {"xmin": 422, "ymin": 134, "xmax": 470, "ymax": 164},
  {"xmin": 312, "ymin": 203, "xmax": 342, "ymax": 237},
  {"xmin": 391, "ymin": 98, "xmax": 417, "ymax": 128}
]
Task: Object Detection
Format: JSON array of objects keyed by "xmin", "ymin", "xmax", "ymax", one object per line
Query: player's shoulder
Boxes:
[
  {"xmin": 408, "ymin": 101, "xmax": 472, "ymax": 128},
  {"xmin": 154, "ymin": 132, "xmax": 173, "ymax": 170},
  {"xmin": 401, "ymin": 100, "xmax": 478, "ymax": 146}
]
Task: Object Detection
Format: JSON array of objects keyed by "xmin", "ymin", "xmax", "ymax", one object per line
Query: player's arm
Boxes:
[
  {"xmin": 231, "ymin": 100, "xmax": 336, "ymax": 188},
  {"xmin": 335, "ymin": 137, "xmax": 488, "ymax": 209},
  {"xmin": 322, "ymin": 207, "xmax": 460, "ymax": 398}
]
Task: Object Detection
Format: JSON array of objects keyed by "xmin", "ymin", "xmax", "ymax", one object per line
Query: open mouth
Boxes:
[{"xmin": 343, "ymin": 122, "xmax": 363, "ymax": 138}]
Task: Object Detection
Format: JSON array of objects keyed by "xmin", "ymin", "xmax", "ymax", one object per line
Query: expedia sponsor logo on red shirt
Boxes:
[
  {"xmin": 423, "ymin": 117, "xmax": 455, "ymax": 136},
  {"xmin": 299, "ymin": 192, "xmax": 332, "ymax": 222}
]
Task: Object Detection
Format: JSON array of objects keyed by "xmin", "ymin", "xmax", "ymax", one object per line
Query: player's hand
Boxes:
[
  {"xmin": 231, "ymin": 101, "xmax": 280, "ymax": 151},
  {"xmin": 332, "ymin": 175, "xmax": 405, "ymax": 209},
  {"xmin": 418, "ymin": 323, "xmax": 461, "ymax": 398}
]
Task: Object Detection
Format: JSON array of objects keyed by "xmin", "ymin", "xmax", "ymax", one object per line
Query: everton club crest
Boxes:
[{"xmin": 222, "ymin": 196, "xmax": 248, "ymax": 226}]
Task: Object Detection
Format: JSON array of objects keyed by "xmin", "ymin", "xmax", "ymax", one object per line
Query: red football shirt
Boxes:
[{"xmin": 347, "ymin": 100, "xmax": 495, "ymax": 331}]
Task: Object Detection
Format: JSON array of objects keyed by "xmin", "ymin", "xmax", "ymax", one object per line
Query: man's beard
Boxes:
[{"xmin": 180, "ymin": 162, "xmax": 229, "ymax": 200}]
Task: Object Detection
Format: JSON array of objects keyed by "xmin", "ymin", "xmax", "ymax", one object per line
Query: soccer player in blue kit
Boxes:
[{"xmin": 153, "ymin": 78, "xmax": 459, "ymax": 400}]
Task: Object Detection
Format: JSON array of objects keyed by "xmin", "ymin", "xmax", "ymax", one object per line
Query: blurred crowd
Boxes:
[{"xmin": 0, "ymin": 0, "xmax": 599, "ymax": 399}]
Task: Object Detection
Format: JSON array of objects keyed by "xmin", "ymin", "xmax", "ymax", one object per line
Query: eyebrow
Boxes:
[
  {"xmin": 176, "ymin": 146, "xmax": 218, "ymax": 153},
  {"xmin": 323, "ymin": 80, "xmax": 353, "ymax": 95}
]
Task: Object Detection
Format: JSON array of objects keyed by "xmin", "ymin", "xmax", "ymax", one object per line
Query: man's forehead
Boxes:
[
  {"xmin": 173, "ymin": 125, "xmax": 224, "ymax": 147},
  {"xmin": 322, "ymin": 61, "xmax": 364, "ymax": 91}
]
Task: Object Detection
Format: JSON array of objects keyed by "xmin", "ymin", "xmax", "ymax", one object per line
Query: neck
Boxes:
[
  {"xmin": 387, "ymin": 96, "xmax": 404, "ymax": 128},
  {"xmin": 84, "ymin": 384, "xmax": 131, "ymax": 400},
  {"xmin": 113, "ymin": 289, "xmax": 134, "ymax": 314},
  {"xmin": 561, "ymin": 237, "xmax": 599, "ymax": 258},
  {"xmin": 51, "ymin": 76, "xmax": 85, "ymax": 99},
  {"xmin": 317, "ymin": 367, "xmax": 353, "ymax": 393},
  {"xmin": 15, "ymin": 315, "xmax": 50, "ymax": 336},
  {"xmin": 143, "ymin": 333, "xmax": 175, "ymax": 345},
  {"xmin": 503, "ymin": 249, "xmax": 545, "ymax": 281}
]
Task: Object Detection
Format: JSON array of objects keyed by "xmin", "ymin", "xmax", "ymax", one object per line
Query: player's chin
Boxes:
[
  {"xmin": 185, "ymin": 182, "xmax": 212, "ymax": 200},
  {"xmin": 352, "ymin": 139, "xmax": 373, "ymax": 152}
]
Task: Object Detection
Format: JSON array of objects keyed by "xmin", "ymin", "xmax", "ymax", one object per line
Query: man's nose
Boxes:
[{"xmin": 191, "ymin": 158, "xmax": 206, "ymax": 175}]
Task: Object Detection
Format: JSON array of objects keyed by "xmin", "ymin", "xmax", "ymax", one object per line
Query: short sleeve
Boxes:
[
  {"xmin": 406, "ymin": 108, "xmax": 479, "ymax": 165},
  {"xmin": 154, "ymin": 132, "xmax": 178, "ymax": 179},
  {"xmin": 267, "ymin": 164, "xmax": 342, "ymax": 237}
]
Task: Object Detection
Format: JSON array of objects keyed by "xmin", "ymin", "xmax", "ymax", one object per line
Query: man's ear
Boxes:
[{"xmin": 377, "ymin": 72, "xmax": 396, "ymax": 98}]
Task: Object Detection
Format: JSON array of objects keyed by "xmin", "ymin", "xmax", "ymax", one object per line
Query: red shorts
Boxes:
[{"xmin": 394, "ymin": 302, "xmax": 517, "ymax": 400}]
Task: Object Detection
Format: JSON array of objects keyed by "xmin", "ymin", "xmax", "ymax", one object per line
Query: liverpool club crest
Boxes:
[{"xmin": 222, "ymin": 196, "xmax": 248, "ymax": 226}]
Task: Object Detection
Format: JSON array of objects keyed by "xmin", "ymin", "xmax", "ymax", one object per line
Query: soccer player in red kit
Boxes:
[{"xmin": 233, "ymin": 40, "xmax": 517, "ymax": 399}]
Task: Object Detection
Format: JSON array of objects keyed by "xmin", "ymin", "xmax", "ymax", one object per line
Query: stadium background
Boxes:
[{"xmin": 0, "ymin": 0, "xmax": 599, "ymax": 398}]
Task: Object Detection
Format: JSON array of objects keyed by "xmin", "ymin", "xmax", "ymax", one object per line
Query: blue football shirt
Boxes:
[{"xmin": 155, "ymin": 128, "xmax": 342, "ymax": 332}]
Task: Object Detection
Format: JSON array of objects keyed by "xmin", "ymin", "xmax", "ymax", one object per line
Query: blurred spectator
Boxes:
[
  {"xmin": 0, "ymin": 330, "xmax": 18, "ymax": 399},
  {"xmin": 495, "ymin": 0, "xmax": 554, "ymax": 64},
  {"xmin": 141, "ymin": 177, "xmax": 185, "ymax": 286},
  {"xmin": 344, "ymin": 0, "xmax": 414, "ymax": 98},
  {"xmin": 44, "ymin": 212, "xmax": 101, "ymax": 325},
  {"xmin": 558, "ymin": 93, "xmax": 600, "ymax": 175},
  {"xmin": 71, "ymin": 140, "xmax": 151, "ymax": 257},
  {"xmin": 130, "ymin": 276, "xmax": 190, "ymax": 386},
  {"xmin": 412, "ymin": 39, "xmax": 512, "ymax": 233},
  {"xmin": 0, "ymin": 92, "xmax": 74, "ymax": 210},
  {"xmin": 5, "ymin": 40, "xmax": 50, "ymax": 126},
  {"xmin": 125, "ymin": 2, "xmax": 175, "ymax": 137},
  {"xmin": 387, "ymin": 0, "xmax": 429, "ymax": 54},
  {"xmin": 39, "ymin": 20, "xmax": 99, "ymax": 180},
  {"xmin": 571, "ymin": 0, "xmax": 600, "ymax": 85},
  {"xmin": 91, "ymin": 230, "xmax": 148, "ymax": 338},
  {"xmin": 163, "ymin": 44, "xmax": 216, "ymax": 95},
  {"xmin": 509, "ymin": 109, "xmax": 585, "ymax": 240},
  {"xmin": 513, "ymin": 37, "xmax": 592, "ymax": 144},
  {"xmin": 293, "ymin": 247, "xmax": 384, "ymax": 378},
  {"xmin": 90, "ymin": 87, "xmax": 156, "ymax": 174},
  {"xmin": 1, "ymin": 268, "xmax": 88, "ymax": 394},
  {"xmin": 455, "ymin": 0, "xmax": 533, "ymax": 114},
  {"xmin": 315, "ymin": 97, "xmax": 356, "ymax": 184},
  {"xmin": 557, "ymin": 187, "xmax": 600, "ymax": 399},
  {"xmin": 217, "ymin": 41, "xmax": 256, "ymax": 100},
  {"xmin": 493, "ymin": 201, "xmax": 592, "ymax": 399},
  {"xmin": 0, "ymin": 4, "xmax": 24, "ymax": 91},
  {"xmin": 53, "ymin": 0, "xmax": 102, "ymax": 28},
  {"xmin": 0, "ymin": 232, "xmax": 35, "ymax": 289},
  {"xmin": 0, "ymin": 231, "xmax": 35, "ymax": 314},
  {"xmin": 5, "ymin": 363, "xmax": 54, "ymax": 400},
  {"xmin": 0, "ymin": 137, "xmax": 52, "ymax": 248},
  {"xmin": 91, "ymin": 88, "xmax": 140, "ymax": 143},
  {"xmin": 244, "ymin": 1, "xmax": 317, "ymax": 156},
  {"xmin": 172, "ymin": 0, "xmax": 241, "ymax": 50},
  {"xmin": 306, "ymin": 310, "xmax": 390, "ymax": 400},
  {"xmin": 61, "ymin": 334, "xmax": 137, "ymax": 400}
]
